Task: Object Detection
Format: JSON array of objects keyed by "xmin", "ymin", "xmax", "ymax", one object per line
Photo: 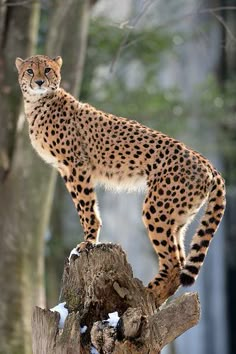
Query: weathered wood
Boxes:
[
  {"xmin": 61, "ymin": 243, "xmax": 157, "ymax": 321},
  {"xmin": 32, "ymin": 307, "xmax": 81, "ymax": 354},
  {"xmin": 32, "ymin": 243, "xmax": 200, "ymax": 353},
  {"xmin": 32, "ymin": 308, "xmax": 60, "ymax": 354}
]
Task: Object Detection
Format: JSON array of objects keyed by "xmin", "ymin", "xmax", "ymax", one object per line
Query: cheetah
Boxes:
[{"xmin": 16, "ymin": 55, "xmax": 226, "ymax": 305}]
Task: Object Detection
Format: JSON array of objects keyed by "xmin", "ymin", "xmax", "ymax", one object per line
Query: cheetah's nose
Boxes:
[{"xmin": 35, "ymin": 80, "xmax": 44, "ymax": 87}]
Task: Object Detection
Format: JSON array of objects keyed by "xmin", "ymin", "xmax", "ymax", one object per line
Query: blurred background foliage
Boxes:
[
  {"xmin": 83, "ymin": 18, "xmax": 187, "ymax": 133},
  {"xmin": 0, "ymin": 0, "xmax": 235, "ymax": 353},
  {"xmin": 47, "ymin": 3, "xmax": 236, "ymax": 354}
]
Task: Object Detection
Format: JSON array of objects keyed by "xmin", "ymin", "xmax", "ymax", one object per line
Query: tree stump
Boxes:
[{"xmin": 32, "ymin": 243, "xmax": 200, "ymax": 353}]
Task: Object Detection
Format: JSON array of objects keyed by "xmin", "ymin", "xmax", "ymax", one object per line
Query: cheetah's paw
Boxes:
[{"xmin": 69, "ymin": 241, "xmax": 94, "ymax": 263}]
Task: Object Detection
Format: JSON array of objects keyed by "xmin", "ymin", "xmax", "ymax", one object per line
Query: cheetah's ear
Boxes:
[
  {"xmin": 53, "ymin": 56, "xmax": 63, "ymax": 69},
  {"xmin": 15, "ymin": 57, "xmax": 24, "ymax": 72}
]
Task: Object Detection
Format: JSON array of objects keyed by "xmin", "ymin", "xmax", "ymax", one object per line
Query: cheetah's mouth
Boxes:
[{"xmin": 30, "ymin": 86, "xmax": 49, "ymax": 95}]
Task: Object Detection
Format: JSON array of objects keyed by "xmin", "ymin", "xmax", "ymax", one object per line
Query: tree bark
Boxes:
[
  {"xmin": 46, "ymin": 0, "xmax": 92, "ymax": 307},
  {"xmin": 60, "ymin": 0, "xmax": 91, "ymax": 96},
  {"xmin": 0, "ymin": 2, "xmax": 43, "ymax": 354},
  {"xmin": 0, "ymin": 0, "xmax": 92, "ymax": 352},
  {"xmin": 32, "ymin": 244, "xmax": 200, "ymax": 353},
  {"xmin": 0, "ymin": 0, "xmax": 39, "ymax": 180},
  {"xmin": 216, "ymin": 2, "xmax": 236, "ymax": 353}
]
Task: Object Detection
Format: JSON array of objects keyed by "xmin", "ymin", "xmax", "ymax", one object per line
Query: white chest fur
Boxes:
[{"xmin": 31, "ymin": 137, "xmax": 58, "ymax": 167}]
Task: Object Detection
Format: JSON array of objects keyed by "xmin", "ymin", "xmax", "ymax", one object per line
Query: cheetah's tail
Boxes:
[{"xmin": 180, "ymin": 171, "xmax": 226, "ymax": 286}]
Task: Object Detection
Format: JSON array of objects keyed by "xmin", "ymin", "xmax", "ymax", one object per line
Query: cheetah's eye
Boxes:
[
  {"xmin": 44, "ymin": 68, "xmax": 51, "ymax": 74},
  {"xmin": 27, "ymin": 68, "xmax": 33, "ymax": 75}
]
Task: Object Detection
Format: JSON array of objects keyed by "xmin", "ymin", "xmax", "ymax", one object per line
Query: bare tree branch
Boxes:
[
  {"xmin": 209, "ymin": 10, "xmax": 236, "ymax": 44},
  {"xmin": 200, "ymin": 6, "xmax": 236, "ymax": 13},
  {"xmin": 2, "ymin": 0, "xmax": 39, "ymax": 7},
  {"xmin": 109, "ymin": 5, "xmax": 236, "ymax": 72},
  {"xmin": 110, "ymin": 0, "xmax": 156, "ymax": 73}
]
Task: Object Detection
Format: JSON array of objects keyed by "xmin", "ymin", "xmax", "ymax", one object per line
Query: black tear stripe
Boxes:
[
  {"xmin": 52, "ymin": 69, "xmax": 59, "ymax": 80},
  {"xmin": 29, "ymin": 76, "xmax": 35, "ymax": 90}
]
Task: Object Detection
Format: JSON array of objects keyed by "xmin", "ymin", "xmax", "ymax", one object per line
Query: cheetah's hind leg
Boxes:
[{"xmin": 142, "ymin": 195, "xmax": 183, "ymax": 306}]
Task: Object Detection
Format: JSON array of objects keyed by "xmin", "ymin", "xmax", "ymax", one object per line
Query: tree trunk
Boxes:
[
  {"xmin": 217, "ymin": 2, "xmax": 236, "ymax": 353},
  {"xmin": 46, "ymin": 0, "xmax": 92, "ymax": 307},
  {"xmin": 0, "ymin": 2, "xmax": 43, "ymax": 354},
  {"xmin": 0, "ymin": 0, "xmax": 92, "ymax": 352},
  {"xmin": 60, "ymin": 0, "xmax": 91, "ymax": 96},
  {"xmin": 0, "ymin": 0, "xmax": 39, "ymax": 180},
  {"xmin": 32, "ymin": 244, "xmax": 200, "ymax": 353}
]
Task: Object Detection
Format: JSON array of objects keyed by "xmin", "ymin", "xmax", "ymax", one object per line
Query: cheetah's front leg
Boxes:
[{"xmin": 60, "ymin": 168, "xmax": 101, "ymax": 245}]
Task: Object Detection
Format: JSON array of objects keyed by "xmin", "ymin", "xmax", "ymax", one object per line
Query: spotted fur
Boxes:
[{"xmin": 16, "ymin": 55, "xmax": 226, "ymax": 305}]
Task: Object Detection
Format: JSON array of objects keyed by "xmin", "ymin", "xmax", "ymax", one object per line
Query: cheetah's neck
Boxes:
[{"xmin": 23, "ymin": 88, "xmax": 67, "ymax": 122}]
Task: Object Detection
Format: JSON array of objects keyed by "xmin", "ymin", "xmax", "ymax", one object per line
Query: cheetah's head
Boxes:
[{"xmin": 15, "ymin": 55, "xmax": 62, "ymax": 97}]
